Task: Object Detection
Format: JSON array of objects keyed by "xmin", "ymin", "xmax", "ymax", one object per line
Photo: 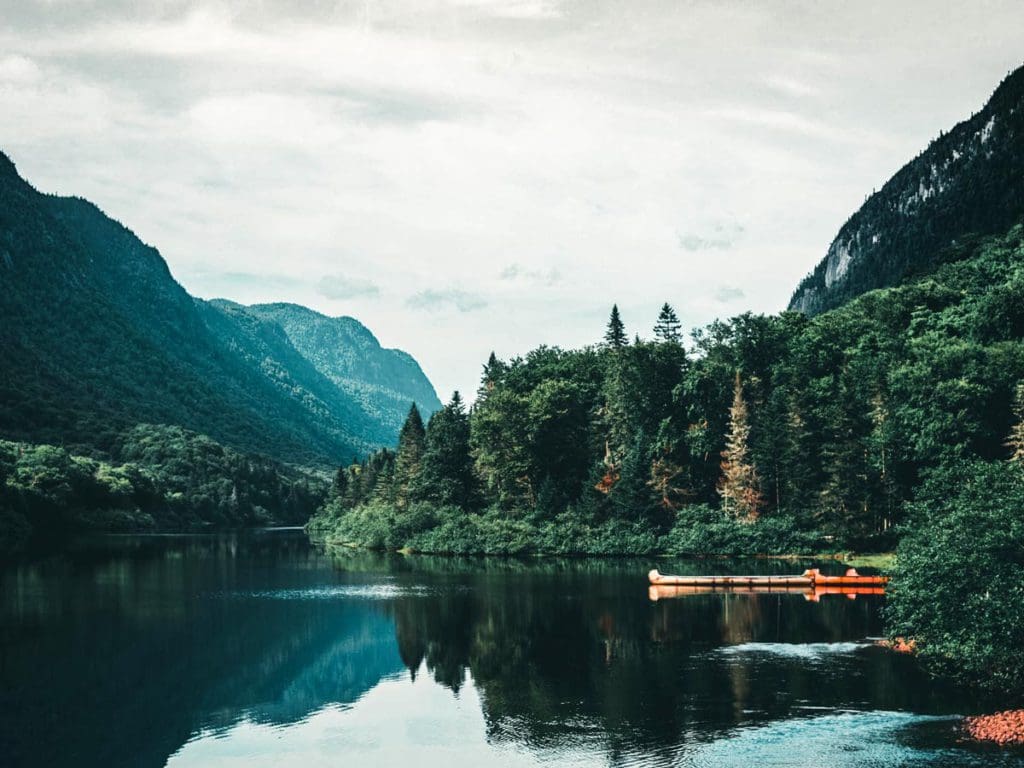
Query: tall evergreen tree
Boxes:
[
  {"xmin": 611, "ymin": 431, "xmax": 661, "ymax": 525},
  {"xmin": 412, "ymin": 392, "xmax": 480, "ymax": 509},
  {"xmin": 653, "ymin": 302, "xmax": 682, "ymax": 344},
  {"xmin": 370, "ymin": 449, "xmax": 397, "ymax": 503},
  {"xmin": 332, "ymin": 464, "xmax": 349, "ymax": 497},
  {"xmin": 477, "ymin": 352, "xmax": 506, "ymax": 399},
  {"xmin": 867, "ymin": 391, "xmax": 898, "ymax": 532},
  {"xmin": 718, "ymin": 371, "xmax": 762, "ymax": 521},
  {"xmin": 394, "ymin": 403, "xmax": 426, "ymax": 507},
  {"xmin": 604, "ymin": 305, "xmax": 628, "ymax": 349}
]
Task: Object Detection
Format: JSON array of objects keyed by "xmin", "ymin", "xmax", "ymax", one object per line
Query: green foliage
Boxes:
[
  {"xmin": 886, "ymin": 460, "xmax": 1024, "ymax": 692},
  {"xmin": 0, "ymin": 425, "xmax": 327, "ymax": 551},
  {"xmin": 653, "ymin": 302, "xmax": 683, "ymax": 344},
  {"xmin": 0, "ymin": 155, "xmax": 438, "ymax": 468},
  {"xmin": 411, "ymin": 393, "xmax": 480, "ymax": 510},
  {"xmin": 310, "ymin": 501, "xmax": 661, "ymax": 556},
  {"xmin": 394, "ymin": 404, "xmax": 426, "ymax": 507},
  {"xmin": 310, "ymin": 222, "xmax": 1024, "ymax": 568},
  {"xmin": 661, "ymin": 505, "xmax": 825, "ymax": 556}
]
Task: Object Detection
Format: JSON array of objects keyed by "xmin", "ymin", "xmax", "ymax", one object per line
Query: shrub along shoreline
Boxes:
[{"xmin": 305, "ymin": 501, "xmax": 828, "ymax": 557}]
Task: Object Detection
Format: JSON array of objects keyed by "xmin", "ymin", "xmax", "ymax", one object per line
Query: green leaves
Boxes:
[
  {"xmin": 887, "ymin": 461, "xmax": 1024, "ymax": 691},
  {"xmin": 0, "ymin": 425, "xmax": 327, "ymax": 550}
]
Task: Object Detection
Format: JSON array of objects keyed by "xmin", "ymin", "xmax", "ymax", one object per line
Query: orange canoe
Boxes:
[
  {"xmin": 648, "ymin": 567, "xmax": 888, "ymax": 587},
  {"xmin": 803, "ymin": 568, "xmax": 888, "ymax": 586}
]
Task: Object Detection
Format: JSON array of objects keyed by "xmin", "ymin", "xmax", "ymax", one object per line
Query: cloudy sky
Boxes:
[{"xmin": 2, "ymin": 1, "xmax": 1022, "ymax": 400}]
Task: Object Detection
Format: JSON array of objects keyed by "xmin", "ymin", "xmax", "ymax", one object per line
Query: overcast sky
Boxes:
[{"xmin": 2, "ymin": 1, "xmax": 1022, "ymax": 401}]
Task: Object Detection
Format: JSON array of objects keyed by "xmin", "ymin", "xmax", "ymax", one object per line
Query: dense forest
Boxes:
[
  {"xmin": 310, "ymin": 221, "xmax": 1024, "ymax": 555},
  {"xmin": 0, "ymin": 424, "xmax": 326, "ymax": 552},
  {"xmin": 309, "ymin": 223, "xmax": 1024, "ymax": 689}
]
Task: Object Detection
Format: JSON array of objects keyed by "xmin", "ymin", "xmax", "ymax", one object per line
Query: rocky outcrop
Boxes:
[{"xmin": 790, "ymin": 64, "xmax": 1024, "ymax": 315}]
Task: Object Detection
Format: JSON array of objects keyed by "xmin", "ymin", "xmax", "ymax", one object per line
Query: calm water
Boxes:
[{"xmin": 1, "ymin": 530, "xmax": 1021, "ymax": 768}]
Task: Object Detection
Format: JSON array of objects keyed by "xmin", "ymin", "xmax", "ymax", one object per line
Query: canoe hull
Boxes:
[{"xmin": 647, "ymin": 568, "xmax": 888, "ymax": 587}]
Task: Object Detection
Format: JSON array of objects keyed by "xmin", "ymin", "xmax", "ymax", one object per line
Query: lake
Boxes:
[{"xmin": 0, "ymin": 529, "xmax": 1020, "ymax": 767}]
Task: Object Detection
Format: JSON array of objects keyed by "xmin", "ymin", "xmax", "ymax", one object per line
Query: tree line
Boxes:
[
  {"xmin": 0, "ymin": 423, "xmax": 325, "ymax": 551},
  {"xmin": 311, "ymin": 225, "xmax": 1024, "ymax": 561}
]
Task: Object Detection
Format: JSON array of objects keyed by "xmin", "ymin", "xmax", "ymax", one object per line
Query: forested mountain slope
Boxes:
[
  {"xmin": 0, "ymin": 150, "xmax": 438, "ymax": 467},
  {"xmin": 216, "ymin": 302, "xmax": 441, "ymax": 435},
  {"xmin": 789, "ymin": 64, "xmax": 1024, "ymax": 314}
]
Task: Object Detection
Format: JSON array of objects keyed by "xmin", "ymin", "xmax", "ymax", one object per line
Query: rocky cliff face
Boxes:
[{"xmin": 790, "ymin": 64, "xmax": 1024, "ymax": 315}]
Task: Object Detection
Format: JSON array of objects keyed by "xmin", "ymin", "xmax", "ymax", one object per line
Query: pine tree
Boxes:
[
  {"xmin": 611, "ymin": 431, "xmax": 660, "ymax": 525},
  {"xmin": 1008, "ymin": 382, "xmax": 1024, "ymax": 462},
  {"xmin": 394, "ymin": 403, "xmax": 426, "ymax": 507},
  {"xmin": 604, "ymin": 304, "xmax": 628, "ymax": 349},
  {"xmin": 718, "ymin": 371, "xmax": 762, "ymax": 522},
  {"xmin": 477, "ymin": 352, "xmax": 505, "ymax": 398},
  {"xmin": 411, "ymin": 391, "xmax": 480, "ymax": 509},
  {"xmin": 370, "ymin": 449, "xmax": 396, "ymax": 503},
  {"xmin": 332, "ymin": 465, "xmax": 349, "ymax": 497},
  {"xmin": 868, "ymin": 391, "xmax": 897, "ymax": 533},
  {"xmin": 653, "ymin": 302, "xmax": 682, "ymax": 344}
]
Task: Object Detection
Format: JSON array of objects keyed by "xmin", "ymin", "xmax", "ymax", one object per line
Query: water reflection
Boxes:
[
  {"xmin": 1, "ymin": 534, "xmax": 405, "ymax": 767},
  {"xmin": 0, "ymin": 533, "xmax": 1018, "ymax": 768},
  {"xmin": 363, "ymin": 552, "xmax": 950, "ymax": 758}
]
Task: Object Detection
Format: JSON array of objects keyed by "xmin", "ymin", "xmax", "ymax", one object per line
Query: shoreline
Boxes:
[{"xmin": 311, "ymin": 535, "xmax": 895, "ymax": 569}]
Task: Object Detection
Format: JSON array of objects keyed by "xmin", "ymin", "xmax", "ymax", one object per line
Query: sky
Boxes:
[{"xmin": 2, "ymin": 1, "xmax": 1023, "ymax": 401}]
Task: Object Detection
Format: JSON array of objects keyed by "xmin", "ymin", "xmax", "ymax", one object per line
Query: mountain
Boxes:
[
  {"xmin": 789, "ymin": 64, "xmax": 1024, "ymax": 315},
  {"xmin": 214, "ymin": 302, "xmax": 441, "ymax": 437},
  {"xmin": 0, "ymin": 150, "xmax": 439, "ymax": 466}
]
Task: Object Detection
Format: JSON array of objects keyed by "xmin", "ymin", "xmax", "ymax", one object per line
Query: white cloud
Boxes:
[
  {"xmin": 763, "ymin": 74, "xmax": 820, "ymax": 98},
  {"xmin": 0, "ymin": 54, "xmax": 40, "ymax": 83},
  {"xmin": 407, "ymin": 289, "xmax": 488, "ymax": 313},
  {"xmin": 317, "ymin": 275, "xmax": 381, "ymax": 300},
  {"xmin": 499, "ymin": 263, "xmax": 561, "ymax": 286},
  {"xmin": 450, "ymin": 0, "xmax": 565, "ymax": 19},
  {"xmin": 1, "ymin": 0, "xmax": 1022, "ymax": 399},
  {"xmin": 715, "ymin": 286, "xmax": 746, "ymax": 303}
]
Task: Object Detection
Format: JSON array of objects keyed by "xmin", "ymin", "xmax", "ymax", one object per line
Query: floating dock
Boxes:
[{"xmin": 648, "ymin": 567, "xmax": 888, "ymax": 588}]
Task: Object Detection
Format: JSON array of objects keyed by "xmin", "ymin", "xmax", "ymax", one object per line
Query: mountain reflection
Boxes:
[
  {"xmin": 0, "ymin": 534, "xmax": 976, "ymax": 768},
  {"xmin": 0, "ymin": 534, "xmax": 404, "ymax": 768}
]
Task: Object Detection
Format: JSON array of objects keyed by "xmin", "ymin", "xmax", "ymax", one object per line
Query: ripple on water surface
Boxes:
[
  {"xmin": 714, "ymin": 641, "xmax": 871, "ymax": 662},
  {"xmin": 682, "ymin": 711, "xmax": 1020, "ymax": 768},
  {"xmin": 213, "ymin": 584, "xmax": 433, "ymax": 601}
]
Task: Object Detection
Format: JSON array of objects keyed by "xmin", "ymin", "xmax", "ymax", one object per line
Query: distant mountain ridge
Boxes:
[
  {"xmin": 223, "ymin": 302, "xmax": 441, "ymax": 436},
  {"xmin": 0, "ymin": 150, "xmax": 440, "ymax": 466},
  {"xmin": 789, "ymin": 63, "xmax": 1024, "ymax": 314}
]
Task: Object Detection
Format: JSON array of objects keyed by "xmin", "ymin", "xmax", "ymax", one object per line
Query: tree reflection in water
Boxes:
[
  {"xmin": 0, "ymin": 536, "xmax": 997, "ymax": 768},
  {"xmin": 352, "ymin": 551, "xmax": 965, "ymax": 758}
]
